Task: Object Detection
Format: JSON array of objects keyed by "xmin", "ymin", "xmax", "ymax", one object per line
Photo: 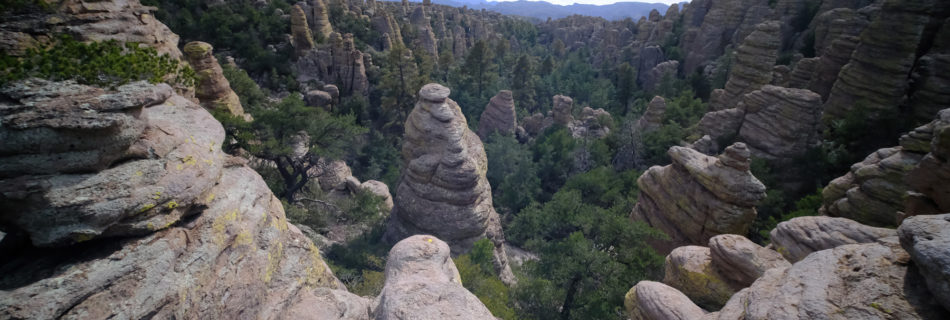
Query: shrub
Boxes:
[{"xmin": 1, "ymin": 35, "xmax": 194, "ymax": 88}]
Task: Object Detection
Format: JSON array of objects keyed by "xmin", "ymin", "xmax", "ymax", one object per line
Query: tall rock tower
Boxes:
[{"xmin": 386, "ymin": 84, "xmax": 514, "ymax": 284}]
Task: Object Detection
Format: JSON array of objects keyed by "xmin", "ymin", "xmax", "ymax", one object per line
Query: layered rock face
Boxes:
[
  {"xmin": 904, "ymin": 108, "xmax": 950, "ymax": 215},
  {"xmin": 375, "ymin": 235, "xmax": 495, "ymax": 320},
  {"xmin": 385, "ymin": 84, "xmax": 513, "ymax": 283},
  {"xmin": 0, "ymin": 79, "xmax": 363, "ymax": 318},
  {"xmin": 709, "ymin": 21, "xmax": 781, "ymax": 111},
  {"xmin": 0, "ymin": 0, "xmax": 182, "ymax": 59},
  {"xmin": 822, "ymin": 0, "xmax": 944, "ymax": 121},
  {"xmin": 818, "ymin": 117, "xmax": 939, "ymax": 226},
  {"xmin": 477, "ymin": 90, "xmax": 517, "ymax": 140},
  {"xmin": 631, "ymin": 143, "xmax": 766, "ymax": 252},
  {"xmin": 410, "ymin": 6, "xmax": 439, "ymax": 59},
  {"xmin": 680, "ymin": 0, "xmax": 772, "ymax": 74},
  {"xmin": 736, "ymin": 85, "xmax": 822, "ymax": 161},
  {"xmin": 183, "ymin": 41, "xmax": 246, "ymax": 118}
]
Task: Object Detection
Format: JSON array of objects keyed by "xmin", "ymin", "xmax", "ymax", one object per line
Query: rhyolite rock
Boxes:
[
  {"xmin": 306, "ymin": 89, "xmax": 334, "ymax": 107},
  {"xmin": 552, "ymin": 94, "xmax": 574, "ymax": 126},
  {"xmin": 637, "ymin": 96, "xmax": 667, "ymax": 133},
  {"xmin": 183, "ymin": 41, "xmax": 246, "ymax": 117},
  {"xmin": 307, "ymin": 0, "xmax": 334, "ymax": 40},
  {"xmin": 361, "ymin": 180, "xmax": 394, "ymax": 213},
  {"xmin": 625, "ymin": 281, "xmax": 706, "ymax": 320},
  {"xmin": 0, "ymin": 0, "xmax": 182, "ymax": 60},
  {"xmin": 714, "ymin": 239, "xmax": 948, "ymax": 319},
  {"xmin": 663, "ymin": 245, "xmax": 736, "ymax": 309},
  {"xmin": 631, "ymin": 143, "xmax": 767, "ymax": 252},
  {"xmin": 899, "ymin": 213, "xmax": 950, "ymax": 311},
  {"xmin": 709, "ymin": 21, "xmax": 781, "ymax": 111},
  {"xmin": 641, "ymin": 60, "xmax": 679, "ymax": 92},
  {"xmin": 708, "ymin": 234, "xmax": 789, "ymax": 287},
  {"xmin": 291, "ymin": 4, "xmax": 316, "ymax": 55},
  {"xmin": 0, "ymin": 79, "xmax": 364, "ymax": 319},
  {"xmin": 572, "ymin": 106, "xmax": 612, "ymax": 139},
  {"xmin": 769, "ymin": 216, "xmax": 896, "ymax": 262},
  {"xmin": 904, "ymin": 108, "xmax": 950, "ymax": 215},
  {"xmin": 0, "ymin": 79, "xmax": 223, "ymax": 246},
  {"xmin": 385, "ymin": 84, "xmax": 514, "ymax": 284},
  {"xmin": 736, "ymin": 85, "xmax": 823, "ymax": 161},
  {"xmin": 375, "ymin": 235, "xmax": 495, "ymax": 320},
  {"xmin": 477, "ymin": 90, "xmax": 517, "ymax": 140}
]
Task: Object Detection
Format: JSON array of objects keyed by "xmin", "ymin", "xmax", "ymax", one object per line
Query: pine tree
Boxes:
[{"xmin": 511, "ymin": 54, "xmax": 537, "ymax": 111}]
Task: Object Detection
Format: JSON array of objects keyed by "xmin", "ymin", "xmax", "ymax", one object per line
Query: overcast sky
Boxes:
[{"xmin": 492, "ymin": 0, "xmax": 683, "ymax": 5}]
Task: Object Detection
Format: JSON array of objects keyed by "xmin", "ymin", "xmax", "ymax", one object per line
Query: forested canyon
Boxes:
[{"xmin": 1, "ymin": 0, "xmax": 949, "ymax": 319}]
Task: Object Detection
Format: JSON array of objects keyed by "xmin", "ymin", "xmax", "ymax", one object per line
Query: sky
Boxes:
[{"xmin": 491, "ymin": 0, "xmax": 682, "ymax": 5}]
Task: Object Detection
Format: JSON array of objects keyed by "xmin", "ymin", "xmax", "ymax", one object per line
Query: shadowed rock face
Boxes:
[
  {"xmin": 899, "ymin": 214, "xmax": 950, "ymax": 311},
  {"xmin": 477, "ymin": 90, "xmax": 517, "ymax": 140},
  {"xmin": 736, "ymin": 85, "xmax": 823, "ymax": 161},
  {"xmin": 183, "ymin": 41, "xmax": 245, "ymax": 118},
  {"xmin": 681, "ymin": 0, "xmax": 772, "ymax": 74},
  {"xmin": 709, "ymin": 21, "xmax": 781, "ymax": 111},
  {"xmin": 375, "ymin": 235, "xmax": 495, "ymax": 320},
  {"xmin": 631, "ymin": 143, "xmax": 766, "ymax": 253},
  {"xmin": 0, "ymin": 79, "xmax": 361, "ymax": 319},
  {"xmin": 385, "ymin": 84, "xmax": 514, "ymax": 283},
  {"xmin": 823, "ymin": 0, "xmax": 943, "ymax": 122}
]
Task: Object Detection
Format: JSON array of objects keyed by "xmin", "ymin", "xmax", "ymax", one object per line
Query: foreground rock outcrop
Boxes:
[
  {"xmin": 375, "ymin": 235, "xmax": 495, "ymax": 320},
  {"xmin": 0, "ymin": 79, "xmax": 361, "ymax": 318},
  {"xmin": 385, "ymin": 84, "xmax": 514, "ymax": 283},
  {"xmin": 631, "ymin": 143, "xmax": 766, "ymax": 252},
  {"xmin": 625, "ymin": 281, "xmax": 706, "ymax": 320},
  {"xmin": 899, "ymin": 214, "xmax": 950, "ymax": 311},
  {"xmin": 769, "ymin": 216, "xmax": 896, "ymax": 262}
]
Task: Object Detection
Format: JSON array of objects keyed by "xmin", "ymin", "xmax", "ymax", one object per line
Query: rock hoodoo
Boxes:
[
  {"xmin": 385, "ymin": 83, "xmax": 514, "ymax": 283},
  {"xmin": 631, "ymin": 143, "xmax": 767, "ymax": 252},
  {"xmin": 291, "ymin": 4, "xmax": 316, "ymax": 55},
  {"xmin": 477, "ymin": 90, "xmax": 517, "ymax": 140},
  {"xmin": 735, "ymin": 85, "xmax": 823, "ymax": 161},
  {"xmin": 183, "ymin": 41, "xmax": 246, "ymax": 118}
]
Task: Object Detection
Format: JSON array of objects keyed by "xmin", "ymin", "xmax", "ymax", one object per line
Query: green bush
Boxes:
[
  {"xmin": 1, "ymin": 35, "xmax": 194, "ymax": 88},
  {"xmin": 455, "ymin": 239, "xmax": 519, "ymax": 319}
]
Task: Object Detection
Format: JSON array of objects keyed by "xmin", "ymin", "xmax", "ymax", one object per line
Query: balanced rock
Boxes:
[
  {"xmin": 183, "ymin": 41, "xmax": 246, "ymax": 117},
  {"xmin": 385, "ymin": 84, "xmax": 513, "ymax": 282},
  {"xmin": 625, "ymin": 281, "xmax": 706, "ymax": 320},
  {"xmin": 899, "ymin": 213, "xmax": 950, "ymax": 310},
  {"xmin": 375, "ymin": 235, "xmax": 495, "ymax": 320},
  {"xmin": 477, "ymin": 90, "xmax": 517, "ymax": 140},
  {"xmin": 709, "ymin": 21, "xmax": 781, "ymax": 111},
  {"xmin": 631, "ymin": 143, "xmax": 767, "ymax": 252},
  {"xmin": 769, "ymin": 216, "xmax": 896, "ymax": 262}
]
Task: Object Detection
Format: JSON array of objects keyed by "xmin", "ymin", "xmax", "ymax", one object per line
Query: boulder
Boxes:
[
  {"xmin": 631, "ymin": 143, "xmax": 767, "ymax": 253},
  {"xmin": 715, "ymin": 240, "xmax": 949, "ymax": 319},
  {"xmin": 183, "ymin": 41, "xmax": 245, "ymax": 117},
  {"xmin": 306, "ymin": 89, "xmax": 334, "ymax": 107},
  {"xmin": 770, "ymin": 216, "xmax": 896, "ymax": 262},
  {"xmin": 477, "ymin": 90, "xmax": 517, "ymax": 140},
  {"xmin": 375, "ymin": 235, "xmax": 495, "ymax": 320},
  {"xmin": 904, "ymin": 109, "xmax": 950, "ymax": 215},
  {"xmin": 899, "ymin": 214, "xmax": 950, "ymax": 311},
  {"xmin": 625, "ymin": 281, "xmax": 706, "ymax": 320},
  {"xmin": 663, "ymin": 246, "xmax": 735, "ymax": 309},
  {"xmin": 360, "ymin": 180, "xmax": 394, "ymax": 213},
  {"xmin": 708, "ymin": 234, "xmax": 789, "ymax": 287}
]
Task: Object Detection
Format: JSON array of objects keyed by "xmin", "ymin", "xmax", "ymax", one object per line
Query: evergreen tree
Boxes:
[
  {"xmin": 511, "ymin": 54, "xmax": 537, "ymax": 111},
  {"xmin": 614, "ymin": 62, "xmax": 638, "ymax": 115}
]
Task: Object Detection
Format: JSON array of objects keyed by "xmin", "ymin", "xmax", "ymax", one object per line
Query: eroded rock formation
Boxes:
[
  {"xmin": 375, "ymin": 235, "xmax": 495, "ymax": 320},
  {"xmin": 385, "ymin": 84, "xmax": 514, "ymax": 283},
  {"xmin": 769, "ymin": 216, "xmax": 896, "ymax": 262},
  {"xmin": 477, "ymin": 90, "xmax": 517, "ymax": 140},
  {"xmin": 183, "ymin": 41, "xmax": 246, "ymax": 118},
  {"xmin": 736, "ymin": 85, "xmax": 822, "ymax": 161},
  {"xmin": 631, "ymin": 143, "xmax": 766, "ymax": 252},
  {"xmin": 709, "ymin": 21, "xmax": 781, "ymax": 111},
  {"xmin": 899, "ymin": 214, "xmax": 950, "ymax": 311}
]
